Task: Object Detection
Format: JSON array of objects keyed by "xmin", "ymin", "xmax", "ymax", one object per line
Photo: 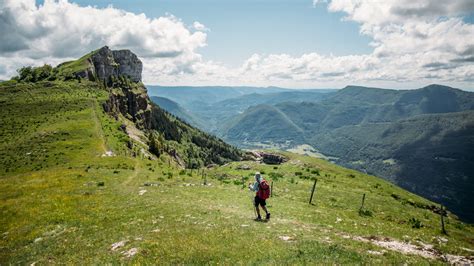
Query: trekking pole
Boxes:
[{"xmin": 248, "ymin": 183, "xmax": 257, "ymax": 218}]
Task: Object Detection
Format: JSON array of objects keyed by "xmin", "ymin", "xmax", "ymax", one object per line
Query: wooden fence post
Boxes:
[
  {"xmin": 441, "ymin": 206, "xmax": 447, "ymax": 235},
  {"xmin": 359, "ymin": 193, "xmax": 366, "ymax": 213},
  {"xmin": 271, "ymin": 181, "xmax": 274, "ymax": 197},
  {"xmin": 309, "ymin": 179, "xmax": 317, "ymax": 204}
]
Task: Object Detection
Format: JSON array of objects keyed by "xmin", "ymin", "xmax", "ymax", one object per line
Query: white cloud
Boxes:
[
  {"xmin": 193, "ymin": 21, "xmax": 209, "ymax": 32},
  {"xmin": 140, "ymin": 0, "xmax": 474, "ymax": 89},
  {"xmin": 0, "ymin": 0, "xmax": 206, "ymax": 78},
  {"xmin": 0, "ymin": 0, "xmax": 473, "ymax": 89}
]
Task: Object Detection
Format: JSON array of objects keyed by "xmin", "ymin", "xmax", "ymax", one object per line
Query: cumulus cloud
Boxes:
[
  {"xmin": 0, "ymin": 0, "xmax": 473, "ymax": 89},
  {"xmin": 0, "ymin": 0, "xmax": 206, "ymax": 78},
  {"xmin": 142, "ymin": 0, "xmax": 474, "ymax": 89}
]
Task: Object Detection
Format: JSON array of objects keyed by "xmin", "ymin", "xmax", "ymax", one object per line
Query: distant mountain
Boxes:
[
  {"xmin": 146, "ymin": 85, "xmax": 292, "ymax": 105},
  {"xmin": 221, "ymin": 104, "xmax": 305, "ymax": 145},
  {"xmin": 153, "ymin": 88, "xmax": 335, "ymax": 133},
  {"xmin": 150, "ymin": 96, "xmax": 204, "ymax": 128},
  {"xmin": 220, "ymin": 84, "xmax": 474, "ymax": 222}
]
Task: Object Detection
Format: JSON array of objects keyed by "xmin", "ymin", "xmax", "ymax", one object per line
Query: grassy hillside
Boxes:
[
  {"xmin": 1, "ymin": 79, "xmax": 474, "ymax": 264},
  {"xmin": 219, "ymin": 85, "xmax": 474, "ymax": 222}
]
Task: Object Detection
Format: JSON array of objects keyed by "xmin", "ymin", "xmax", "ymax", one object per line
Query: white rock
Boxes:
[
  {"xmin": 111, "ymin": 240, "xmax": 128, "ymax": 251},
  {"xmin": 138, "ymin": 189, "xmax": 147, "ymax": 195},
  {"xmin": 279, "ymin": 236, "xmax": 294, "ymax": 241},
  {"xmin": 122, "ymin": 248, "xmax": 138, "ymax": 258}
]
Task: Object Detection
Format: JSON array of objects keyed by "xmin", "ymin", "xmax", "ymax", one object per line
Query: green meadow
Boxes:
[{"xmin": 1, "ymin": 80, "xmax": 473, "ymax": 264}]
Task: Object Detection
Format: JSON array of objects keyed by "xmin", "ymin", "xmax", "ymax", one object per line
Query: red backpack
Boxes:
[{"xmin": 257, "ymin": 179, "xmax": 270, "ymax": 200}]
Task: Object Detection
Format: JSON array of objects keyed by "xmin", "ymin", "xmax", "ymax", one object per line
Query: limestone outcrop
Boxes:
[{"xmin": 77, "ymin": 46, "xmax": 142, "ymax": 82}]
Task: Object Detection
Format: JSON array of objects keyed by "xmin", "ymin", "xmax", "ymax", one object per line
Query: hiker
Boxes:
[{"xmin": 249, "ymin": 172, "xmax": 271, "ymax": 221}]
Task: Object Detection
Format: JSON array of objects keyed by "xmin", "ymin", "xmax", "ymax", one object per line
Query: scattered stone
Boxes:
[
  {"xmin": 138, "ymin": 189, "xmax": 147, "ymax": 195},
  {"xmin": 236, "ymin": 164, "xmax": 251, "ymax": 170},
  {"xmin": 101, "ymin": 151, "xmax": 114, "ymax": 157},
  {"xmin": 34, "ymin": 237, "xmax": 43, "ymax": 243},
  {"xmin": 241, "ymin": 224, "xmax": 250, "ymax": 227},
  {"xmin": 122, "ymin": 248, "xmax": 138, "ymax": 258},
  {"xmin": 336, "ymin": 217, "xmax": 342, "ymax": 223},
  {"xmin": 367, "ymin": 250, "xmax": 384, "ymax": 255},
  {"xmin": 279, "ymin": 236, "xmax": 295, "ymax": 242},
  {"xmin": 442, "ymin": 254, "xmax": 474, "ymax": 264},
  {"xmin": 152, "ymin": 228, "xmax": 160, "ymax": 233},
  {"xmin": 111, "ymin": 240, "xmax": 128, "ymax": 251}
]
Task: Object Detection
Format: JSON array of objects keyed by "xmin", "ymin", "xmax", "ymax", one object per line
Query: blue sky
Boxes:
[
  {"xmin": 2, "ymin": 0, "xmax": 473, "ymax": 89},
  {"xmin": 37, "ymin": 0, "xmax": 372, "ymax": 67}
]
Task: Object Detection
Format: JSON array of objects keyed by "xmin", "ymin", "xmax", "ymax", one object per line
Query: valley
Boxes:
[
  {"xmin": 150, "ymin": 85, "xmax": 474, "ymax": 223},
  {"xmin": 1, "ymin": 47, "xmax": 473, "ymax": 264}
]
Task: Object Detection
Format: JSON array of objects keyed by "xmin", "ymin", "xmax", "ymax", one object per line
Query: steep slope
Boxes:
[
  {"xmin": 1, "ymin": 55, "xmax": 473, "ymax": 263},
  {"xmin": 9, "ymin": 46, "xmax": 242, "ymax": 169},
  {"xmin": 217, "ymin": 85, "xmax": 474, "ymax": 222},
  {"xmin": 150, "ymin": 96, "xmax": 203, "ymax": 128}
]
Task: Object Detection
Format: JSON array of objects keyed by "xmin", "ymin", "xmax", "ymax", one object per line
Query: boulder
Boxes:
[{"xmin": 261, "ymin": 153, "xmax": 288, "ymax": 165}]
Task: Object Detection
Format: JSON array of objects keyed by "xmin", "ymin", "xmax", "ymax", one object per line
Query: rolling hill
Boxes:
[
  {"xmin": 1, "ymin": 47, "xmax": 473, "ymax": 264},
  {"xmin": 219, "ymin": 85, "xmax": 474, "ymax": 222}
]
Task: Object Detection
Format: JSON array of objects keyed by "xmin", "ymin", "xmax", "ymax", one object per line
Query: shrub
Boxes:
[
  {"xmin": 294, "ymin": 171, "xmax": 303, "ymax": 176},
  {"xmin": 359, "ymin": 209, "xmax": 373, "ymax": 217},
  {"xmin": 409, "ymin": 218, "xmax": 423, "ymax": 229},
  {"xmin": 311, "ymin": 169, "xmax": 320, "ymax": 175}
]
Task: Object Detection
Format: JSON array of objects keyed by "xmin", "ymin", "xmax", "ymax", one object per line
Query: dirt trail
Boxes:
[
  {"xmin": 90, "ymin": 99, "xmax": 107, "ymax": 154},
  {"xmin": 124, "ymin": 160, "xmax": 140, "ymax": 186}
]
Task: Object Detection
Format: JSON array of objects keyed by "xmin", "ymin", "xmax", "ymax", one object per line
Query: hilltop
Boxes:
[{"xmin": 1, "ymin": 48, "xmax": 473, "ymax": 264}]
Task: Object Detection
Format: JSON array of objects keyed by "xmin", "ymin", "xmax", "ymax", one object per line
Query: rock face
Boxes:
[
  {"xmin": 103, "ymin": 87, "xmax": 152, "ymax": 129},
  {"xmin": 89, "ymin": 46, "xmax": 149, "ymax": 129},
  {"xmin": 79, "ymin": 46, "xmax": 142, "ymax": 82}
]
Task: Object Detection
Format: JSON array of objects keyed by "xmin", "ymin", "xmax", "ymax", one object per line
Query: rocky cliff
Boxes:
[
  {"xmin": 74, "ymin": 46, "xmax": 150, "ymax": 129},
  {"xmin": 76, "ymin": 46, "xmax": 142, "ymax": 83}
]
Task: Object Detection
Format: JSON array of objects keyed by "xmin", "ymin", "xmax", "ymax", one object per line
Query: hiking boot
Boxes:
[
  {"xmin": 254, "ymin": 216, "xmax": 262, "ymax": 221},
  {"xmin": 266, "ymin": 213, "xmax": 271, "ymax": 220}
]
